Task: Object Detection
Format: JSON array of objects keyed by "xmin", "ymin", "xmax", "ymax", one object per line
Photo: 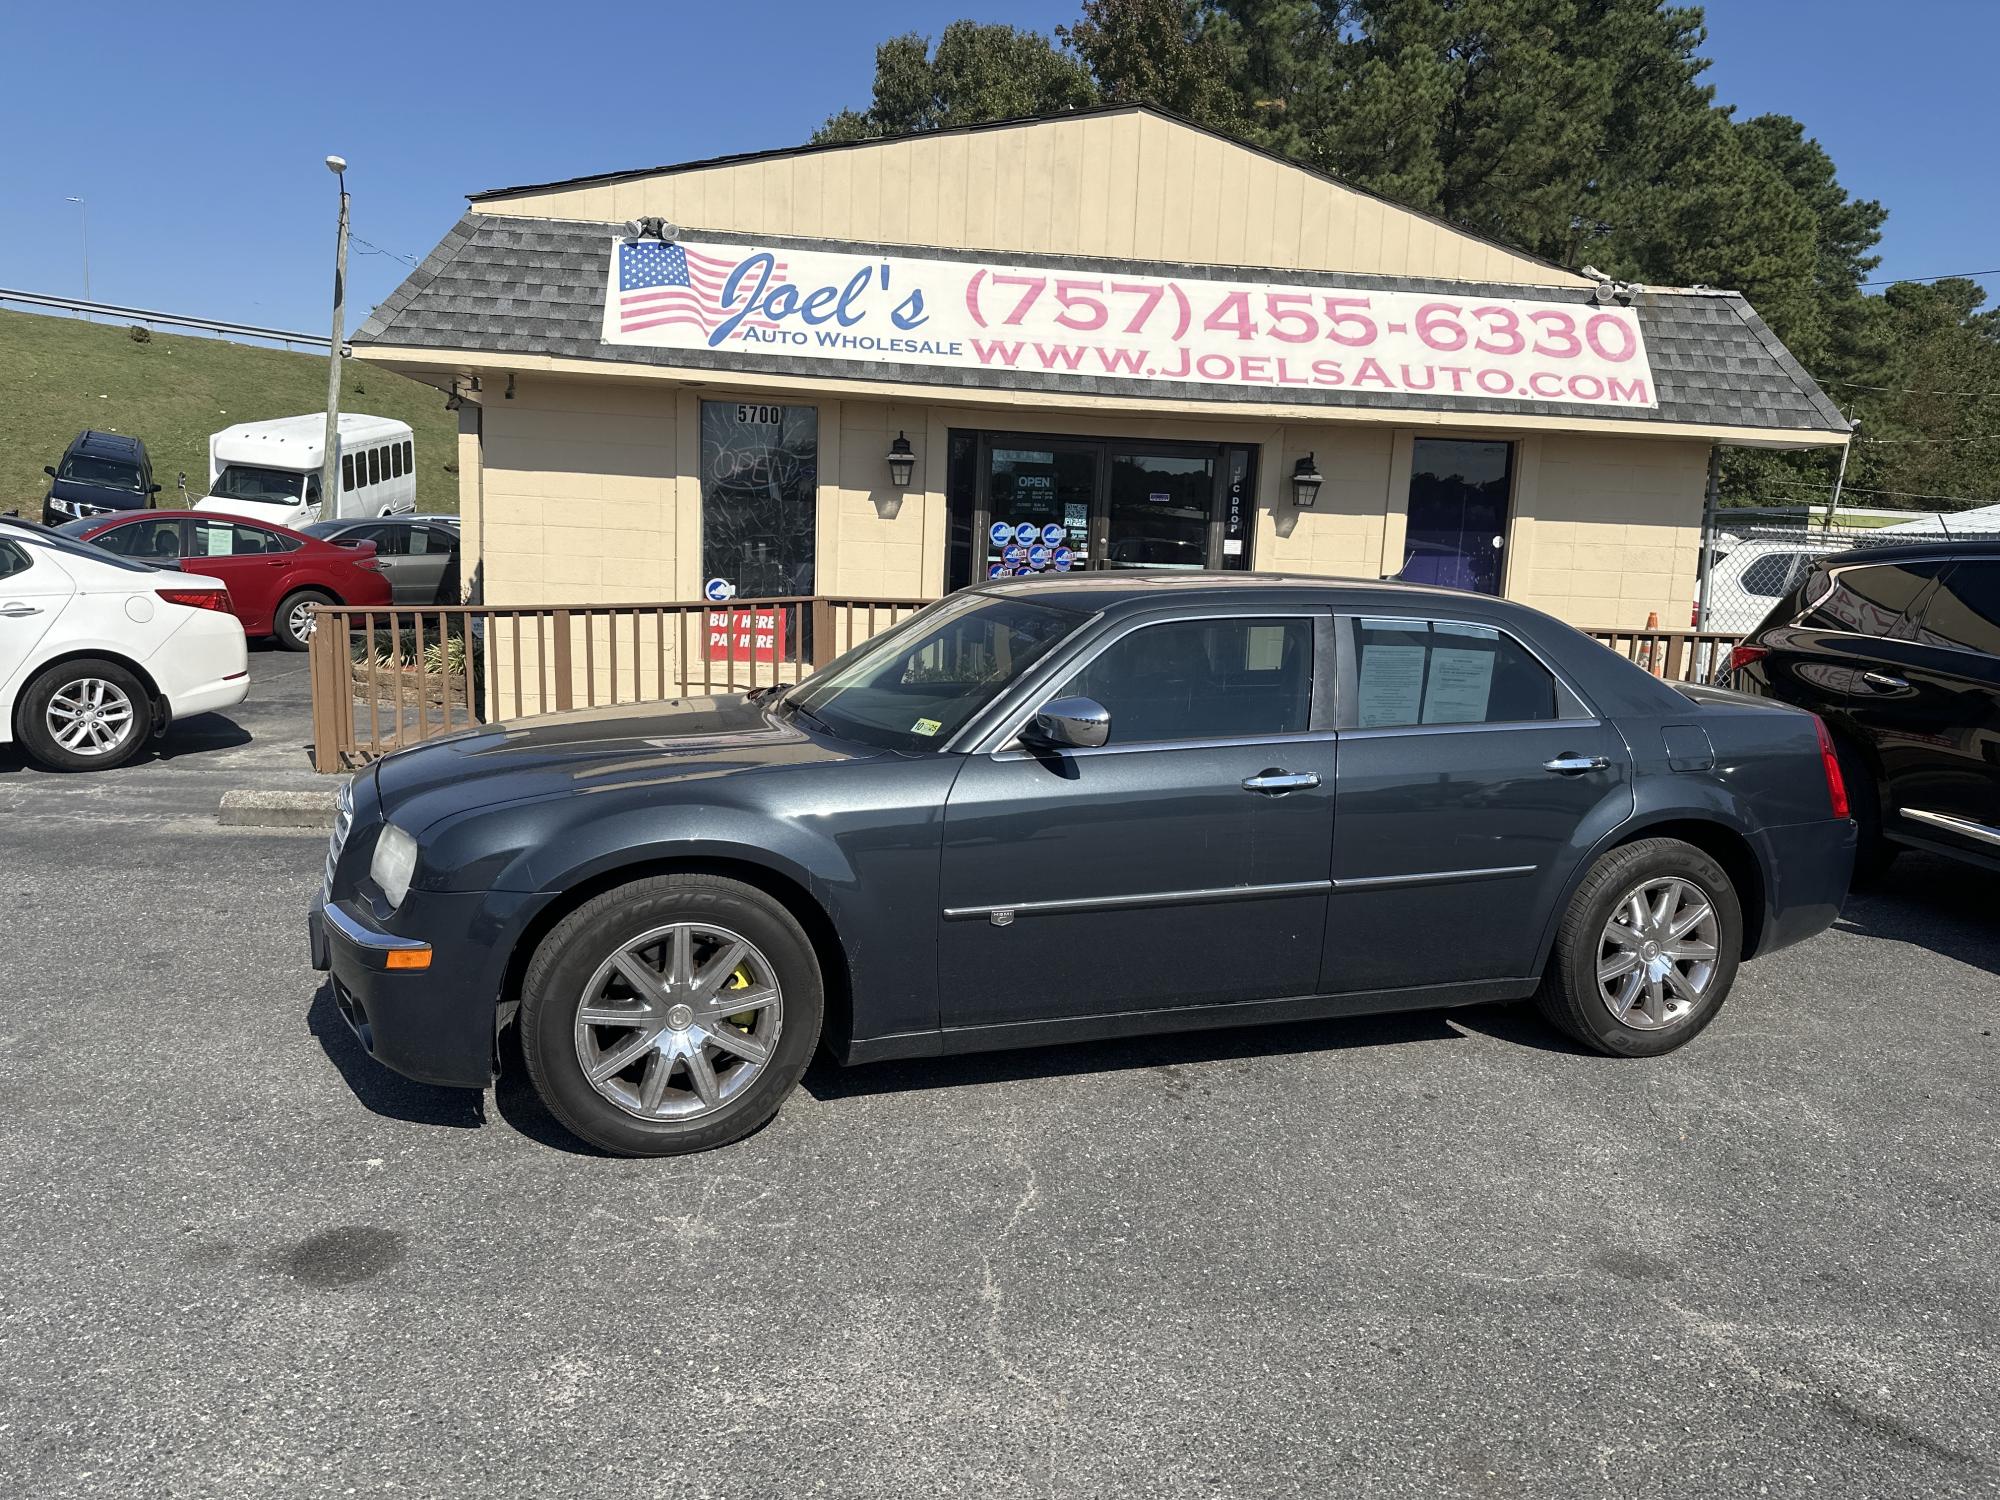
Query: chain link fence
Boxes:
[{"xmin": 1696, "ymin": 513, "xmax": 1971, "ymax": 635}]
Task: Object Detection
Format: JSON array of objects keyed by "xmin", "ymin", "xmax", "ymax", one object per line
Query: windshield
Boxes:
[
  {"xmin": 784, "ymin": 592, "xmax": 1085, "ymax": 752},
  {"xmin": 57, "ymin": 454, "xmax": 142, "ymax": 490},
  {"xmin": 209, "ymin": 465, "xmax": 318, "ymax": 504}
]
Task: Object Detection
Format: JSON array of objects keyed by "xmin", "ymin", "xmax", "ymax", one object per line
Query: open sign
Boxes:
[{"xmin": 705, "ymin": 606, "xmax": 788, "ymax": 665}]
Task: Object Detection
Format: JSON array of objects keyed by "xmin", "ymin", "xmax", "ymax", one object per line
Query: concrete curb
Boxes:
[{"xmin": 218, "ymin": 789, "xmax": 340, "ymax": 831}]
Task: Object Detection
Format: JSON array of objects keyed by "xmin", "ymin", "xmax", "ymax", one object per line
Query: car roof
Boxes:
[
  {"xmin": 1819, "ymin": 538, "xmax": 2000, "ymax": 568},
  {"xmin": 971, "ymin": 569, "xmax": 1522, "ymax": 614},
  {"xmin": 66, "ymin": 429, "xmax": 146, "ymax": 458}
]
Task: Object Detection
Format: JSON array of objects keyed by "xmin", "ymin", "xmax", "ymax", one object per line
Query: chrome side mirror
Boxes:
[{"xmin": 1023, "ymin": 695, "xmax": 1110, "ymax": 750}]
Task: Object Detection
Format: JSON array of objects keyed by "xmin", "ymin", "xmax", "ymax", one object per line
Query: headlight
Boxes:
[{"xmin": 369, "ymin": 823, "xmax": 420, "ymax": 908}]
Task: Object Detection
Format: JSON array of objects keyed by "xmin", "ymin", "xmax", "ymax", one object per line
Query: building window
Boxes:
[
  {"xmin": 1398, "ymin": 439, "xmax": 1513, "ymax": 596},
  {"xmin": 700, "ymin": 401, "xmax": 817, "ymax": 598}
]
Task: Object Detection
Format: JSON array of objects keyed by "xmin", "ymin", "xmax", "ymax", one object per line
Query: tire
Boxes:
[
  {"xmin": 519, "ymin": 874, "xmax": 822, "ymax": 1156},
  {"xmin": 274, "ymin": 589, "xmax": 331, "ymax": 651},
  {"xmin": 1533, "ymin": 837, "xmax": 1743, "ymax": 1058},
  {"xmin": 15, "ymin": 658, "xmax": 154, "ymax": 772}
]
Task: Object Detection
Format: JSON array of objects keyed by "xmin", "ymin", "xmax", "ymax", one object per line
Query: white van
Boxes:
[{"xmin": 194, "ymin": 413, "xmax": 415, "ymax": 527}]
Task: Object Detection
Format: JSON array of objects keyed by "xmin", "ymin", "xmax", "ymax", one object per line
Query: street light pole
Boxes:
[
  {"xmin": 63, "ymin": 196, "xmax": 88, "ymax": 312},
  {"xmin": 320, "ymin": 157, "xmax": 350, "ymax": 519}
]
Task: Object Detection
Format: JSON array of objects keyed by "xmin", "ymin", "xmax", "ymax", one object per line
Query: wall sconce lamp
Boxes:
[
  {"xmin": 886, "ymin": 431, "xmax": 916, "ymax": 488},
  {"xmin": 1291, "ymin": 453, "xmax": 1324, "ymax": 508}
]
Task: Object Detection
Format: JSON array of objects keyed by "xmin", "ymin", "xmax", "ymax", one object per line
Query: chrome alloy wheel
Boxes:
[
  {"xmin": 45, "ymin": 677, "xmax": 137, "ymax": 758},
  {"xmin": 1596, "ymin": 876, "xmax": 1720, "ymax": 1030},
  {"xmin": 289, "ymin": 599, "xmax": 320, "ymax": 642},
  {"xmin": 573, "ymin": 922, "xmax": 783, "ymax": 1122}
]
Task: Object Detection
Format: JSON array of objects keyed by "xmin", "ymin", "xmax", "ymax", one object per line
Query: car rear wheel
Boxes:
[
  {"xmin": 1533, "ymin": 837, "xmax": 1742, "ymax": 1057},
  {"xmin": 274, "ymin": 589, "xmax": 331, "ymax": 651},
  {"xmin": 518, "ymin": 874, "xmax": 822, "ymax": 1156},
  {"xmin": 15, "ymin": 658, "xmax": 154, "ymax": 772}
]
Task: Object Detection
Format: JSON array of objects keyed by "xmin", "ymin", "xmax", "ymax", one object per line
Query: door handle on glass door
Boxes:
[
  {"xmin": 1543, "ymin": 754, "xmax": 1609, "ymax": 774},
  {"xmin": 1241, "ymin": 770, "xmax": 1320, "ymax": 794},
  {"xmin": 1861, "ymin": 671, "xmax": 1909, "ymax": 691}
]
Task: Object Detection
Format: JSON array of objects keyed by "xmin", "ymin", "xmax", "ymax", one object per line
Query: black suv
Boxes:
[
  {"xmin": 42, "ymin": 430, "xmax": 159, "ymax": 524},
  {"xmin": 1727, "ymin": 539, "xmax": 2000, "ymax": 878}
]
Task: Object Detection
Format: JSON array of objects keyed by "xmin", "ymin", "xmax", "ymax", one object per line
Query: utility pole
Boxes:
[
  {"xmin": 63, "ymin": 196, "xmax": 88, "ymax": 313},
  {"xmin": 1824, "ymin": 413, "xmax": 1857, "ymax": 534},
  {"xmin": 1697, "ymin": 446, "xmax": 1720, "ymax": 630},
  {"xmin": 320, "ymin": 156, "xmax": 350, "ymax": 519}
]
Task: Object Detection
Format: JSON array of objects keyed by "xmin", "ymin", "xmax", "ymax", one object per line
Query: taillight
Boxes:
[
  {"xmin": 354, "ymin": 558, "xmax": 381, "ymax": 571},
  {"xmin": 1728, "ymin": 644, "xmax": 1769, "ymax": 674},
  {"xmin": 157, "ymin": 587, "xmax": 232, "ymax": 613},
  {"xmin": 1813, "ymin": 715, "xmax": 1850, "ymax": 820}
]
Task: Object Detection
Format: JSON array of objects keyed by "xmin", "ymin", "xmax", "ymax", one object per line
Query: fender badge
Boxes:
[{"xmin": 990, "ymin": 910, "xmax": 1015, "ymax": 927}]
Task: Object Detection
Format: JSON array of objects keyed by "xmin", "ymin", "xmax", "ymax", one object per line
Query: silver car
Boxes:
[{"xmin": 303, "ymin": 517, "xmax": 460, "ymax": 606}]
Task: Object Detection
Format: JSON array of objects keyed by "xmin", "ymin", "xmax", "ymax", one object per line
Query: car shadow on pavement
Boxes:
[
  {"xmin": 803, "ymin": 1004, "xmax": 1479, "ymax": 1102},
  {"xmin": 1834, "ymin": 852, "xmax": 2000, "ymax": 979},
  {"xmin": 0, "ymin": 713, "xmax": 255, "ymax": 775},
  {"xmin": 307, "ymin": 981, "xmax": 487, "ymax": 1131}
]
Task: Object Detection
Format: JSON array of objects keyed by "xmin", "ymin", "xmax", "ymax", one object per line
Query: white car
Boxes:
[
  {"xmin": 1699, "ymin": 534, "xmax": 1855, "ymax": 633},
  {"xmin": 0, "ymin": 518, "xmax": 249, "ymax": 771}
]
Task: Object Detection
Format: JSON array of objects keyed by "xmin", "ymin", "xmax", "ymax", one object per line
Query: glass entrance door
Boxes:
[
  {"xmin": 946, "ymin": 432, "xmax": 1257, "ymax": 589},
  {"xmin": 1104, "ymin": 449, "xmax": 1216, "ymax": 571},
  {"xmin": 1398, "ymin": 439, "xmax": 1513, "ymax": 596}
]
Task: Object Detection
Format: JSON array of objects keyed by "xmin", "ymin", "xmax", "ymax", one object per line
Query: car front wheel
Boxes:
[
  {"xmin": 1533, "ymin": 837, "xmax": 1743, "ymax": 1057},
  {"xmin": 518, "ymin": 874, "xmax": 823, "ymax": 1156},
  {"xmin": 15, "ymin": 658, "xmax": 154, "ymax": 771}
]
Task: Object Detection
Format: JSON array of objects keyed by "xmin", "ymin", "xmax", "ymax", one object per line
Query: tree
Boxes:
[
  {"xmin": 1845, "ymin": 280, "xmax": 2000, "ymax": 510},
  {"xmin": 812, "ymin": 22, "xmax": 1096, "ymax": 144}
]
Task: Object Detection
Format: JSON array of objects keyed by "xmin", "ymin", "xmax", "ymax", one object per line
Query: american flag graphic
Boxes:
[{"xmin": 616, "ymin": 241, "xmax": 787, "ymax": 336}]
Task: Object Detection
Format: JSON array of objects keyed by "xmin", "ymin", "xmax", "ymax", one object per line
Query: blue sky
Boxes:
[{"xmin": 1, "ymin": 0, "xmax": 1991, "ymax": 339}]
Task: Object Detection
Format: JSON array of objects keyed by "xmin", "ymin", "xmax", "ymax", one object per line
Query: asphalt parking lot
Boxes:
[{"xmin": 1, "ymin": 680, "xmax": 1996, "ymax": 1498}]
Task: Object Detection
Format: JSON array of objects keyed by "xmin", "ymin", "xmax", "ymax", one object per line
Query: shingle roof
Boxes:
[{"xmin": 356, "ymin": 213, "xmax": 1849, "ymax": 437}]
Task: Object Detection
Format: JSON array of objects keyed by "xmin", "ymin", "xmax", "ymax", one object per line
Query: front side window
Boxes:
[
  {"xmin": 1918, "ymin": 562, "xmax": 2000, "ymax": 657},
  {"xmin": 209, "ymin": 465, "xmax": 306, "ymax": 505},
  {"xmin": 57, "ymin": 454, "xmax": 143, "ymax": 490},
  {"xmin": 784, "ymin": 593, "xmax": 1082, "ymax": 752},
  {"xmin": 1344, "ymin": 617, "xmax": 1558, "ymax": 729},
  {"xmin": 96, "ymin": 518, "xmax": 183, "ymax": 560},
  {"xmin": 1059, "ymin": 616, "xmax": 1313, "ymax": 745}
]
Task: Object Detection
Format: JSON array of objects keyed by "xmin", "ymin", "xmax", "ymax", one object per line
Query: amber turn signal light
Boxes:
[{"xmin": 384, "ymin": 947, "xmax": 433, "ymax": 971}]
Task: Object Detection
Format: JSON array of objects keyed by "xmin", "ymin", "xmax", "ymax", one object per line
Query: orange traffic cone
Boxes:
[{"xmin": 1638, "ymin": 610, "xmax": 1659, "ymax": 674}]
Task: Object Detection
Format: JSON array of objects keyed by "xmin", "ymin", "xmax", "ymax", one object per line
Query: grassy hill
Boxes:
[{"xmin": 0, "ymin": 309, "xmax": 457, "ymax": 515}]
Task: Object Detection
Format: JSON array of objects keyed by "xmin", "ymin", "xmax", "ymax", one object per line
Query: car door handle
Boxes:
[
  {"xmin": 0, "ymin": 604, "xmax": 43, "ymax": 617},
  {"xmin": 1242, "ymin": 770, "xmax": 1321, "ymax": 794},
  {"xmin": 1861, "ymin": 671, "xmax": 1909, "ymax": 691},
  {"xmin": 1544, "ymin": 754, "xmax": 1610, "ymax": 774}
]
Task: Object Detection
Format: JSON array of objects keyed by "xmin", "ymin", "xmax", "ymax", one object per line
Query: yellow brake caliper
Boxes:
[{"xmin": 726, "ymin": 965, "xmax": 757, "ymax": 1029}]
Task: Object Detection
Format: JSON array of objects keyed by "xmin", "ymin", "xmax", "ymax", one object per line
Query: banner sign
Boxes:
[
  {"xmin": 605, "ymin": 239, "xmax": 1656, "ymax": 408},
  {"xmin": 704, "ymin": 605, "xmax": 787, "ymax": 665}
]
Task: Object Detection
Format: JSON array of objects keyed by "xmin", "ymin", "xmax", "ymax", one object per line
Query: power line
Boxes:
[
  {"xmin": 1860, "ymin": 267, "xmax": 2000, "ymax": 287},
  {"xmin": 1818, "ymin": 376, "xmax": 2000, "ymax": 398},
  {"xmin": 1860, "ymin": 431, "xmax": 2000, "ymax": 446},
  {"xmin": 1753, "ymin": 474, "xmax": 1996, "ymax": 507},
  {"xmin": 351, "ymin": 235, "xmax": 418, "ymax": 267}
]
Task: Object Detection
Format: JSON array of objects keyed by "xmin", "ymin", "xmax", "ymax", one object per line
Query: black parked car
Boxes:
[
  {"xmin": 42, "ymin": 430, "xmax": 160, "ymax": 524},
  {"xmin": 312, "ymin": 574, "xmax": 1855, "ymax": 1157},
  {"xmin": 1724, "ymin": 538, "xmax": 2000, "ymax": 880}
]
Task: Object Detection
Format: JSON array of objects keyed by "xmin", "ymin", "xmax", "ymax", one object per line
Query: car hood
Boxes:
[
  {"xmin": 370, "ymin": 692, "xmax": 882, "ymax": 826},
  {"xmin": 49, "ymin": 477, "xmax": 147, "ymax": 510}
]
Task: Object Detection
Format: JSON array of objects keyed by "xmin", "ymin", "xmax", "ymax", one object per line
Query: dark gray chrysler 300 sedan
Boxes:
[{"xmin": 310, "ymin": 574, "xmax": 1855, "ymax": 1156}]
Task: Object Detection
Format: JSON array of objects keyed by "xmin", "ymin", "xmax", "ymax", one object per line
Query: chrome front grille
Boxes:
[{"xmin": 324, "ymin": 778, "xmax": 355, "ymax": 896}]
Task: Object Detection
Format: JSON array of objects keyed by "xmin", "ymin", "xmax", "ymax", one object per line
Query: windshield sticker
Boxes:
[{"xmin": 911, "ymin": 717, "xmax": 943, "ymax": 737}]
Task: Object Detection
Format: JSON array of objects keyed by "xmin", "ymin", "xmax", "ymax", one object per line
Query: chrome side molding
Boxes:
[{"xmin": 1900, "ymin": 808, "xmax": 2000, "ymax": 848}]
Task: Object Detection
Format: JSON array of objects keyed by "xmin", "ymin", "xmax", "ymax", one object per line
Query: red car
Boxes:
[{"xmin": 57, "ymin": 510, "xmax": 392, "ymax": 650}]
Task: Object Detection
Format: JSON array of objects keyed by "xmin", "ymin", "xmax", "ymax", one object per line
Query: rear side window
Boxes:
[
  {"xmin": 1740, "ymin": 552, "xmax": 1808, "ymax": 598},
  {"xmin": 368, "ymin": 449, "xmax": 381, "ymax": 487},
  {"xmin": 1803, "ymin": 560, "xmax": 1942, "ymax": 637},
  {"xmin": 1917, "ymin": 563, "xmax": 2000, "ymax": 657},
  {"xmin": 1344, "ymin": 617, "xmax": 1558, "ymax": 729},
  {"xmin": 1060, "ymin": 617, "xmax": 1313, "ymax": 745},
  {"xmin": 342, "ymin": 455, "xmax": 355, "ymax": 492},
  {"xmin": 403, "ymin": 440, "xmax": 414, "ymax": 473},
  {"xmin": 0, "ymin": 540, "xmax": 29, "ymax": 580},
  {"xmin": 390, "ymin": 444, "xmax": 404, "ymax": 479}
]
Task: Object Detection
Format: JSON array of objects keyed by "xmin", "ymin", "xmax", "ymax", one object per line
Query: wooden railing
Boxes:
[
  {"xmin": 1585, "ymin": 627, "xmax": 1740, "ymax": 684},
  {"xmin": 307, "ymin": 595, "xmax": 928, "ymax": 772}
]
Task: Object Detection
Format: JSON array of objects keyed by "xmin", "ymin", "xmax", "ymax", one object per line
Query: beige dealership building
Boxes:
[{"xmin": 355, "ymin": 105, "xmax": 1848, "ymax": 628}]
